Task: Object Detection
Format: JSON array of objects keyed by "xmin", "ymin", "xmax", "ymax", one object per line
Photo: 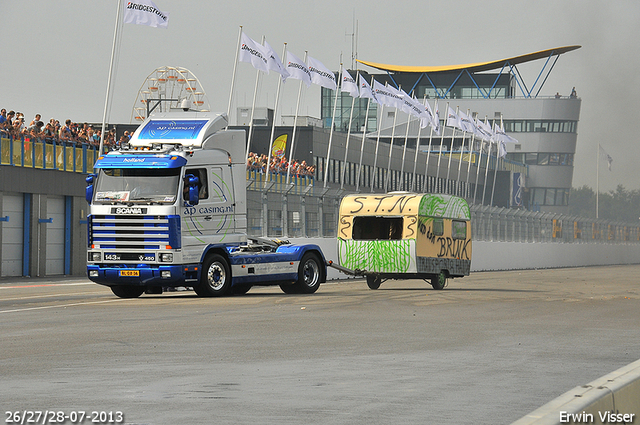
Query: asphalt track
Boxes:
[{"xmin": 1, "ymin": 265, "xmax": 639, "ymax": 425}]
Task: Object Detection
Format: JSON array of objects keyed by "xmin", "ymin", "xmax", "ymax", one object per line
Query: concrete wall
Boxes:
[
  {"xmin": 511, "ymin": 358, "xmax": 640, "ymax": 425},
  {"xmin": 289, "ymin": 238, "xmax": 640, "ymax": 281}
]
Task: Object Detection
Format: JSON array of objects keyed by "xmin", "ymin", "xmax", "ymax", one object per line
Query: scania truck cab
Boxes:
[{"xmin": 86, "ymin": 111, "xmax": 326, "ymax": 298}]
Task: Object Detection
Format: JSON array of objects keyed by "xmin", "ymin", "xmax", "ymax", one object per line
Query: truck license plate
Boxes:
[{"xmin": 119, "ymin": 270, "xmax": 139, "ymax": 277}]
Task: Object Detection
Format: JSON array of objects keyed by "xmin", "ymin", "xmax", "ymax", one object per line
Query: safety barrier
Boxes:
[
  {"xmin": 0, "ymin": 135, "xmax": 99, "ymax": 173},
  {"xmin": 511, "ymin": 358, "xmax": 640, "ymax": 425}
]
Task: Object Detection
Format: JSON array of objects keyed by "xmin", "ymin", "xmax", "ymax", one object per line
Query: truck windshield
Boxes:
[{"xmin": 94, "ymin": 168, "xmax": 181, "ymax": 204}]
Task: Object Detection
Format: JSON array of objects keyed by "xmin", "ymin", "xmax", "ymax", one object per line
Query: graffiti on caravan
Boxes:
[{"xmin": 183, "ymin": 205, "xmax": 235, "ymax": 216}]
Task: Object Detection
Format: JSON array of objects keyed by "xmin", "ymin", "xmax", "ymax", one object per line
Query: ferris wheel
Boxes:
[{"xmin": 130, "ymin": 66, "xmax": 210, "ymax": 123}]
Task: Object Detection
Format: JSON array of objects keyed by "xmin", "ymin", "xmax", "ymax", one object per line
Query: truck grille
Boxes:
[{"xmin": 89, "ymin": 215, "xmax": 177, "ymax": 250}]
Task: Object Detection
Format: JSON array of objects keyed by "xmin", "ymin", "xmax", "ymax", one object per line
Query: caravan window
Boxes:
[
  {"xmin": 433, "ymin": 218, "xmax": 444, "ymax": 236},
  {"xmin": 352, "ymin": 216, "xmax": 404, "ymax": 240},
  {"xmin": 452, "ymin": 220, "xmax": 467, "ymax": 240}
]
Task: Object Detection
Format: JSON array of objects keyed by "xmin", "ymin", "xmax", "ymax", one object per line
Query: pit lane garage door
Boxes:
[
  {"xmin": 1, "ymin": 193, "xmax": 24, "ymax": 277},
  {"xmin": 45, "ymin": 196, "xmax": 66, "ymax": 275}
]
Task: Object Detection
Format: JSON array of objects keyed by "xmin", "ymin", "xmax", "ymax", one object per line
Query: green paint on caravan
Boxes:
[
  {"xmin": 418, "ymin": 194, "xmax": 470, "ymax": 220},
  {"xmin": 338, "ymin": 238, "xmax": 413, "ymax": 273}
]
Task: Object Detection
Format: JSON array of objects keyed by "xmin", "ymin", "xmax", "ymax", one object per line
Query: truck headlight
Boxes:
[
  {"xmin": 161, "ymin": 271, "xmax": 172, "ymax": 279},
  {"xmin": 89, "ymin": 252, "xmax": 101, "ymax": 262},
  {"xmin": 159, "ymin": 253, "xmax": 173, "ymax": 262},
  {"xmin": 89, "ymin": 270, "xmax": 99, "ymax": 277}
]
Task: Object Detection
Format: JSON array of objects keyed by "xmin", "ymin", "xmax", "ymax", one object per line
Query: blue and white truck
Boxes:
[{"xmin": 86, "ymin": 111, "xmax": 326, "ymax": 298}]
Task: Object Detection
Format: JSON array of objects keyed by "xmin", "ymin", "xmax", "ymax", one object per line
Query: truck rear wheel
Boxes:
[
  {"xmin": 292, "ymin": 253, "xmax": 322, "ymax": 294},
  {"xmin": 111, "ymin": 285, "xmax": 144, "ymax": 298},
  {"xmin": 430, "ymin": 271, "xmax": 447, "ymax": 290},
  {"xmin": 195, "ymin": 254, "xmax": 231, "ymax": 297}
]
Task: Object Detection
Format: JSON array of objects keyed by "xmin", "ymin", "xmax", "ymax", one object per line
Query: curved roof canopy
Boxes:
[{"xmin": 356, "ymin": 45, "xmax": 581, "ymax": 74}]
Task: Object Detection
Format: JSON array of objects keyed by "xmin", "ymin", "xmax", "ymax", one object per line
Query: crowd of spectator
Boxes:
[
  {"xmin": 247, "ymin": 152, "xmax": 316, "ymax": 178},
  {"xmin": 0, "ymin": 108, "xmax": 129, "ymax": 150}
]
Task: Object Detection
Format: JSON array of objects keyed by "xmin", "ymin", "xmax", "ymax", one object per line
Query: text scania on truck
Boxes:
[{"xmin": 86, "ymin": 111, "xmax": 326, "ymax": 298}]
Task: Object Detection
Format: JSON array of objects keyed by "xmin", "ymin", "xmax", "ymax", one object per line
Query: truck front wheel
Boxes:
[
  {"xmin": 195, "ymin": 254, "xmax": 231, "ymax": 297},
  {"xmin": 111, "ymin": 285, "xmax": 144, "ymax": 298}
]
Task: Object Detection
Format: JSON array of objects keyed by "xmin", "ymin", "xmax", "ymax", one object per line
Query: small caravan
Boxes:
[{"xmin": 337, "ymin": 192, "xmax": 472, "ymax": 290}]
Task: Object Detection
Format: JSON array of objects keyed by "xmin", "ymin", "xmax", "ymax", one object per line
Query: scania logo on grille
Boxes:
[{"xmin": 111, "ymin": 207, "xmax": 147, "ymax": 214}]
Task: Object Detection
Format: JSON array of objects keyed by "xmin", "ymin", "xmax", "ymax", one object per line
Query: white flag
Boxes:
[
  {"xmin": 420, "ymin": 99, "xmax": 436, "ymax": 130},
  {"xmin": 341, "ymin": 69, "xmax": 359, "ymax": 98},
  {"xmin": 599, "ymin": 145, "xmax": 613, "ymax": 171},
  {"xmin": 456, "ymin": 110, "xmax": 472, "ymax": 134},
  {"xmin": 264, "ymin": 41, "xmax": 289, "ymax": 81},
  {"xmin": 359, "ymin": 75, "xmax": 378, "ymax": 103},
  {"xmin": 498, "ymin": 140, "xmax": 507, "ymax": 158},
  {"xmin": 373, "ymin": 80, "xmax": 402, "ymax": 109},
  {"xmin": 447, "ymin": 107, "xmax": 463, "ymax": 130},
  {"xmin": 123, "ymin": 0, "xmax": 169, "ymax": 28},
  {"xmin": 307, "ymin": 56, "xmax": 337, "ymax": 90},
  {"xmin": 239, "ymin": 32, "xmax": 269, "ymax": 73},
  {"xmin": 475, "ymin": 117, "xmax": 495, "ymax": 141},
  {"xmin": 286, "ymin": 51, "xmax": 311, "ymax": 87},
  {"xmin": 494, "ymin": 121, "xmax": 519, "ymax": 144},
  {"xmin": 432, "ymin": 101, "xmax": 441, "ymax": 135}
]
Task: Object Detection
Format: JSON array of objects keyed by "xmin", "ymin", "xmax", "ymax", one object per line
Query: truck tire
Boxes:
[
  {"xmin": 111, "ymin": 285, "xmax": 144, "ymax": 298},
  {"xmin": 430, "ymin": 271, "xmax": 447, "ymax": 290},
  {"xmin": 366, "ymin": 275, "xmax": 381, "ymax": 290},
  {"xmin": 195, "ymin": 254, "xmax": 231, "ymax": 297},
  {"xmin": 279, "ymin": 283, "xmax": 299, "ymax": 294},
  {"xmin": 292, "ymin": 253, "xmax": 322, "ymax": 294},
  {"xmin": 231, "ymin": 284, "xmax": 252, "ymax": 295}
]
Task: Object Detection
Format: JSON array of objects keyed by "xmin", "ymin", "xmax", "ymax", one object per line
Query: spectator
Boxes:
[
  {"xmin": 27, "ymin": 121, "xmax": 44, "ymax": 139},
  {"xmin": 570, "ymin": 87, "xmax": 577, "ymax": 98},
  {"xmin": 29, "ymin": 114, "xmax": 41, "ymax": 127},
  {"xmin": 0, "ymin": 109, "xmax": 7, "ymax": 134},
  {"xmin": 59, "ymin": 119, "xmax": 73, "ymax": 145}
]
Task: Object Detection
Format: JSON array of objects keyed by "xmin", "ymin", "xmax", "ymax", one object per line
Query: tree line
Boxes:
[{"xmin": 568, "ymin": 185, "xmax": 640, "ymax": 221}]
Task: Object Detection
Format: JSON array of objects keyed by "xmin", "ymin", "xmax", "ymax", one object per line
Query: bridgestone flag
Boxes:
[
  {"xmin": 307, "ymin": 56, "xmax": 337, "ymax": 90},
  {"xmin": 286, "ymin": 51, "xmax": 311, "ymax": 87},
  {"xmin": 341, "ymin": 69, "xmax": 359, "ymax": 98},
  {"xmin": 264, "ymin": 41, "xmax": 289, "ymax": 82},
  {"xmin": 239, "ymin": 32, "xmax": 269, "ymax": 73},
  {"xmin": 123, "ymin": 0, "xmax": 169, "ymax": 29},
  {"xmin": 358, "ymin": 75, "xmax": 378, "ymax": 103}
]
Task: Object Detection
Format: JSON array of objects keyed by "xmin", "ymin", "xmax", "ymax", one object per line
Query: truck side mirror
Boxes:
[
  {"xmin": 184, "ymin": 174, "xmax": 200, "ymax": 206},
  {"xmin": 85, "ymin": 173, "xmax": 96, "ymax": 203}
]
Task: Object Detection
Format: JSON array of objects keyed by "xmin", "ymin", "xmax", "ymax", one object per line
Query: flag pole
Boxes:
[
  {"xmin": 436, "ymin": 102, "xmax": 449, "ymax": 193},
  {"xmin": 324, "ymin": 60, "xmax": 343, "ymax": 188},
  {"xmin": 245, "ymin": 35, "xmax": 265, "ymax": 164},
  {"xmin": 227, "ymin": 26, "xmax": 243, "ymax": 120},
  {"xmin": 425, "ymin": 100, "xmax": 437, "ymax": 192},
  {"xmin": 282, "ymin": 50, "xmax": 308, "ymax": 184},
  {"xmin": 465, "ymin": 132, "xmax": 476, "ymax": 199},
  {"xmin": 473, "ymin": 138, "xmax": 485, "ymax": 204},
  {"xmin": 445, "ymin": 106, "xmax": 459, "ymax": 194},
  {"xmin": 489, "ymin": 115, "xmax": 503, "ymax": 207},
  {"xmin": 410, "ymin": 94, "xmax": 428, "ymax": 192},
  {"xmin": 371, "ymin": 102, "xmax": 385, "ymax": 192},
  {"xmin": 100, "ymin": 0, "xmax": 123, "ymax": 155},
  {"xmin": 481, "ymin": 116, "xmax": 493, "ymax": 204},
  {"xmin": 384, "ymin": 83, "xmax": 400, "ymax": 192},
  {"xmin": 456, "ymin": 108, "xmax": 470, "ymax": 196},
  {"xmin": 596, "ymin": 143, "xmax": 600, "ymax": 219},
  {"xmin": 399, "ymin": 92, "xmax": 414, "ymax": 190},
  {"xmin": 355, "ymin": 77, "xmax": 373, "ymax": 191},
  {"xmin": 267, "ymin": 43, "xmax": 286, "ymax": 181},
  {"xmin": 340, "ymin": 71, "xmax": 358, "ymax": 190}
]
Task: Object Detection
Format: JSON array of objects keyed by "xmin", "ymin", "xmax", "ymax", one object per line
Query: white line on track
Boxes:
[{"xmin": 0, "ymin": 298, "xmax": 134, "ymax": 314}]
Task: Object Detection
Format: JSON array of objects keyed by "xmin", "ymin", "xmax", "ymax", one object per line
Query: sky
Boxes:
[{"xmin": 2, "ymin": 0, "xmax": 639, "ymax": 192}]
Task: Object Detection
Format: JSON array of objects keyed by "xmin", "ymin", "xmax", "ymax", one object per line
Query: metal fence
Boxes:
[
  {"xmin": 1, "ymin": 134, "xmax": 100, "ymax": 173},
  {"xmin": 247, "ymin": 176, "xmax": 640, "ymax": 245}
]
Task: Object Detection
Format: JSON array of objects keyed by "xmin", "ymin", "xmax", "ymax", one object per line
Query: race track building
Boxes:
[{"xmin": 320, "ymin": 45, "xmax": 581, "ymax": 214}]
